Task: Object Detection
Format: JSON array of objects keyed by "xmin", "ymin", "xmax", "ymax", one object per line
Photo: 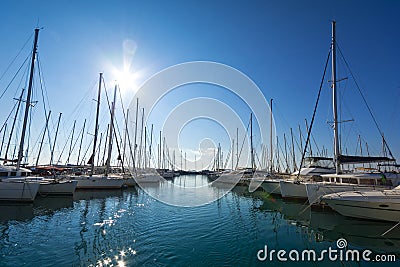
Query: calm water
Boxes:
[{"xmin": 0, "ymin": 175, "xmax": 399, "ymax": 266}]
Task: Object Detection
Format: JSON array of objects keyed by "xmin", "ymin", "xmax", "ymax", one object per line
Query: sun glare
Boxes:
[
  {"xmin": 106, "ymin": 39, "xmax": 145, "ymax": 95},
  {"xmin": 112, "ymin": 67, "xmax": 141, "ymax": 94}
]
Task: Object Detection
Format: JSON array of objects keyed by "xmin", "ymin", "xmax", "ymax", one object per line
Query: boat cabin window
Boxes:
[
  {"xmin": 10, "ymin": 172, "xmax": 17, "ymax": 176},
  {"xmin": 21, "ymin": 172, "xmax": 27, "ymax": 176},
  {"xmin": 311, "ymin": 176, "xmax": 322, "ymax": 182},
  {"xmin": 322, "ymin": 177, "xmax": 331, "ymax": 182},
  {"xmin": 0, "ymin": 172, "xmax": 8, "ymax": 177},
  {"xmin": 359, "ymin": 179, "xmax": 376, "ymax": 185},
  {"xmin": 341, "ymin": 178, "xmax": 358, "ymax": 184}
]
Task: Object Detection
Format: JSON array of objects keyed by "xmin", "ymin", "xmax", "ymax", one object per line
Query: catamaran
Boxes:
[{"xmin": 280, "ymin": 21, "xmax": 398, "ymax": 203}]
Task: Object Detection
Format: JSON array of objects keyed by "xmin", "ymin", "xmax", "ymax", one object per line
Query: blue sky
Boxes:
[{"xmin": 0, "ymin": 0, "xmax": 399, "ymax": 169}]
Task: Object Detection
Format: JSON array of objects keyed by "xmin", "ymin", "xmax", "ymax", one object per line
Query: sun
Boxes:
[
  {"xmin": 106, "ymin": 38, "xmax": 145, "ymax": 95},
  {"xmin": 112, "ymin": 67, "xmax": 140, "ymax": 94}
]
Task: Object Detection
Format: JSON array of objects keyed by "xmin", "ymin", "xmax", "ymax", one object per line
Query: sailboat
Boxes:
[
  {"xmin": 0, "ymin": 165, "xmax": 39, "ymax": 202},
  {"xmin": 280, "ymin": 21, "xmax": 399, "ymax": 202},
  {"xmin": 72, "ymin": 76, "xmax": 124, "ymax": 189},
  {"xmin": 2, "ymin": 28, "xmax": 78, "ymax": 196},
  {"xmin": 120, "ymin": 99, "xmax": 161, "ymax": 186},
  {"xmin": 0, "ymin": 28, "xmax": 40, "ymax": 201},
  {"xmin": 304, "ymin": 21, "xmax": 399, "ymax": 205},
  {"xmin": 213, "ymin": 113, "xmax": 261, "ymax": 186}
]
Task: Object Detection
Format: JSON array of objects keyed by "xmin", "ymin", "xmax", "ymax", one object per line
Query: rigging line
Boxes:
[
  {"xmin": 111, "ymin": 94, "xmax": 125, "ymax": 170},
  {"xmin": 103, "ymin": 81, "xmax": 124, "ymax": 167},
  {"xmin": 274, "ymin": 104, "xmax": 303, "ymax": 156},
  {"xmin": 297, "ymin": 49, "xmax": 331, "ymax": 179},
  {"xmin": 235, "ymin": 119, "xmax": 251, "ymax": 169},
  {"xmin": 223, "ymin": 144, "xmax": 232, "ymax": 169},
  {"xmin": 0, "ymin": 101, "xmax": 19, "ymax": 134},
  {"xmin": 336, "ymin": 43, "xmax": 395, "ymax": 159},
  {"xmin": 277, "ymin": 136, "xmax": 290, "ymax": 171},
  {"xmin": 37, "ymin": 55, "xmax": 51, "ymax": 119},
  {"xmin": 310, "ymin": 132, "xmax": 321, "ymax": 156},
  {"xmin": 118, "ymin": 86, "xmax": 133, "ymax": 170},
  {"xmin": 35, "ymin": 64, "xmax": 54, "ymax": 155},
  {"xmin": 65, "ymin": 79, "xmax": 97, "ymax": 123},
  {"xmin": 79, "ymin": 137, "xmax": 94, "ymax": 165},
  {"xmin": 0, "ymin": 32, "xmax": 33, "ymax": 83},
  {"xmin": 293, "ymin": 134, "xmax": 302, "ymax": 154},
  {"xmin": 56, "ymin": 124, "xmax": 76, "ymax": 164},
  {"xmin": 0, "ymin": 54, "xmax": 31, "ymax": 101},
  {"xmin": 254, "ymin": 145, "xmax": 263, "ymax": 170},
  {"xmin": 68, "ymin": 124, "xmax": 85, "ymax": 162},
  {"xmin": 36, "ymin": 55, "xmax": 55, "ymax": 157}
]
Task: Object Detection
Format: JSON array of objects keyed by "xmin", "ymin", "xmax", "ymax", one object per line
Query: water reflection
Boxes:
[
  {"xmin": 0, "ymin": 196, "xmax": 74, "ymax": 223},
  {"xmin": 0, "ymin": 204, "xmax": 34, "ymax": 222},
  {"xmin": 1, "ymin": 175, "xmax": 399, "ymax": 266},
  {"xmin": 138, "ymin": 174, "xmax": 232, "ymax": 207},
  {"xmin": 73, "ymin": 189, "xmax": 123, "ymax": 201},
  {"xmin": 72, "ymin": 188, "xmax": 132, "ymax": 266},
  {"xmin": 256, "ymin": 195, "xmax": 400, "ymax": 256}
]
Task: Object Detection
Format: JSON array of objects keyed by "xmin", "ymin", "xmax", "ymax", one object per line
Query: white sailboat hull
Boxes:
[
  {"xmin": 306, "ymin": 183, "xmax": 392, "ymax": 205},
  {"xmin": 38, "ymin": 180, "xmax": 77, "ymax": 195},
  {"xmin": 6, "ymin": 177, "xmax": 78, "ymax": 195},
  {"xmin": 0, "ymin": 181, "xmax": 40, "ymax": 202},
  {"xmin": 135, "ymin": 174, "xmax": 162, "ymax": 183},
  {"xmin": 279, "ymin": 180, "xmax": 308, "ymax": 199},
  {"xmin": 322, "ymin": 189, "xmax": 400, "ymax": 222},
  {"xmin": 261, "ymin": 179, "xmax": 282, "ymax": 195},
  {"xmin": 74, "ymin": 176, "xmax": 124, "ymax": 189},
  {"xmin": 213, "ymin": 171, "xmax": 243, "ymax": 184}
]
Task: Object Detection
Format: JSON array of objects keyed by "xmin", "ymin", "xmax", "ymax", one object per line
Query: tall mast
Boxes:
[
  {"xmin": 149, "ymin": 124, "xmax": 153, "ymax": 169},
  {"xmin": 101, "ymin": 124, "xmax": 109, "ymax": 165},
  {"xmin": 231, "ymin": 138, "xmax": 234, "ymax": 170},
  {"xmin": 17, "ymin": 28, "xmax": 39, "ymax": 169},
  {"xmin": 269, "ymin": 98, "xmax": 273, "ymax": 173},
  {"xmin": 97, "ymin": 132, "xmax": 103, "ymax": 167},
  {"xmin": 66, "ymin": 119, "xmax": 76, "ymax": 164},
  {"xmin": 290, "ymin": 127, "xmax": 296, "ymax": 172},
  {"xmin": 236, "ymin": 127, "xmax": 239, "ymax": 169},
  {"xmin": 77, "ymin": 119, "xmax": 86, "ymax": 165},
  {"xmin": 122, "ymin": 108, "xmax": 129, "ymax": 170},
  {"xmin": 284, "ymin": 133, "xmax": 288, "ymax": 173},
  {"xmin": 159, "ymin": 131, "xmax": 162, "ymax": 169},
  {"xmin": 4, "ymin": 89, "xmax": 25, "ymax": 163},
  {"xmin": 105, "ymin": 85, "xmax": 117, "ymax": 176},
  {"xmin": 331, "ymin": 20, "xmax": 341, "ymax": 174},
  {"xmin": 50, "ymin": 112, "xmax": 62, "ymax": 165},
  {"xmin": 250, "ymin": 113, "xmax": 255, "ymax": 171},
  {"xmin": 133, "ymin": 98, "xmax": 139, "ymax": 166},
  {"xmin": 91, "ymin": 73, "xmax": 102, "ymax": 175},
  {"xmin": 144, "ymin": 126, "xmax": 147, "ymax": 168},
  {"xmin": 138, "ymin": 108, "xmax": 144, "ymax": 168},
  {"xmin": 0, "ymin": 123, "xmax": 6, "ymax": 158}
]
